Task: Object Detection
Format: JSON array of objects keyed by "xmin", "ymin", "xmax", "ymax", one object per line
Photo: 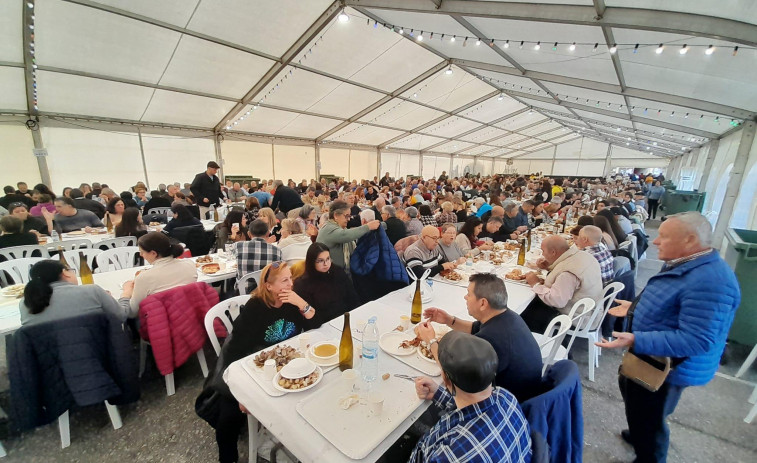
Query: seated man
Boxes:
[
  {"xmin": 410, "ymin": 331, "xmax": 532, "ymax": 463},
  {"xmin": 69, "ymin": 188, "xmax": 106, "ymax": 218},
  {"xmin": 380, "ymin": 205, "xmax": 407, "ymax": 245},
  {"xmin": 0, "ymin": 185, "xmax": 34, "ymax": 210},
  {"xmin": 575, "ymin": 225, "xmax": 614, "ymax": 286},
  {"xmin": 404, "ymin": 225, "xmax": 460, "ymax": 278},
  {"xmin": 473, "ymin": 197, "xmax": 491, "ymax": 218},
  {"xmin": 404, "ymin": 207, "xmax": 423, "ymax": 236},
  {"xmin": 419, "ymin": 273, "xmax": 543, "ymax": 402},
  {"xmin": 520, "ymin": 235, "xmax": 603, "ymax": 333},
  {"xmin": 42, "ymin": 197, "xmax": 104, "ymax": 233},
  {"xmin": 479, "ymin": 216, "xmax": 511, "ymax": 242},
  {"xmin": 502, "ymin": 201, "xmax": 528, "ymax": 237},
  {"xmin": 235, "ymin": 219, "xmax": 282, "ymax": 293}
]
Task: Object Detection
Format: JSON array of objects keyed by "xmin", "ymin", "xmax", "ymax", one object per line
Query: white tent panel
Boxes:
[
  {"xmin": 358, "ymin": 100, "xmax": 445, "ymax": 130},
  {"xmin": 349, "ymin": 149, "xmax": 378, "ymax": 181},
  {"xmin": 524, "ymin": 142, "xmax": 553, "ymax": 152},
  {"xmin": 553, "ymin": 160, "xmax": 578, "ymax": 176},
  {"xmin": 380, "ymin": 151, "xmax": 401, "ymax": 178},
  {"xmin": 519, "ymin": 146, "xmax": 554, "ymax": 159},
  {"xmin": 605, "ymin": 0, "xmax": 757, "ymax": 24},
  {"xmin": 403, "ymin": 67, "xmax": 494, "ymax": 112},
  {"xmin": 626, "ymin": 97, "xmax": 728, "ymax": 134},
  {"xmin": 472, "ymin": 71, "xmax": 540, "ymax": 96},
  {"xmin": 36, "ymin": 0, "xmax": 181, "ymax": 84},
  {"xmin": 0, "ymin": 0, "xmax": 23, "ymax": 63},
  {"xmin": 274, "ymin": 145, "xmax": 316, "ymax": 182},
  {"xmin": 496, "ymin": 112, "xmax": 547, "ymax": 131},
  {"xmin": 41, "ymin": 127, "xmax": 144, "ymax": 193},
  {"xmin": 474, "ymin": 158, "xmax": 493, "ymax": 176},
  {"xmin": 490, "ymin": 134, "xmax": 529, "ymax": 147},
  {"xmin": 610, "ymin": 145, "xmax": 666, "ymax": 159},
  {"xmin": 451, "ymin": 157, "xmax": 474, "ymax": 177},
  {"xmin": 465, "ymin": 145, "xmax": 499, "ymax": 156},
  {"xmin": 465, "ymin": 17, "xmax": 618, "ymax": 84},
  {"xmin": 159, "ymin": 36, "xmax": 275, "ymax": 99},
  {"xmin": 519, "ymin": 121, "xmax": 560, "ymax": 136},
  {"xmin": 431, "ymin": 141, "xmax": 474, "ymax": 154},
  {"xmin": 141, "ymin": 135, "xmax": 215, "ymax": 189},
  {"xmin": 387, "ymin": 134, "xmax": 446, "ymax": 151},
  {"xmin": 528, "ymin": 160, "xmax": 554, "ymax": 174},
  {"xmin": 577, "ymin": 137, "xmax": 610, "ymax": 159},
  {"xmin": 272, "ymin": 113, "xmax": 343, "ymax": 139},
  {"xmin": 349, "ymin": 39, "xmax": 444, "ymax": 93},
  {"xmin": 188, "ymin": 0, "xmax": 333, "ymax": 58},
  {"xmin": 233, "ymin": 106, "xmax": 300, "ymax": 135},
  {"xmin": 543, "ymin": 82, "xmax": 626, "ymax": 109},
  {"xmin": 91, "ymin": 0, "xmax": 199, "ymax": 27},
  {"xmin": 319, "ymin": 147, "xmax": 351, "ymax": 178},
  {"xmin": 547, "ymin": 134, "xmax": 581, "ymax": 145},
  {"xmin": 570, "ymin": 110, "xmax": 634, "ymax": 128},
  {"xmin": 0, "ymin": 125, "xmax": 41, "ymax": 189},
  {"xmin": 577, "ymin": 160, "xmax": 606, "ymax": 176},
  {"xmin": 537, "ymin": 129, "xmax": 570, "ymax": 141},
  {"xmin": 399, "ymin": 153, "xmax": 421, "ymax": 176},
  {"xmin": 459, "ymin": 127, "xmax": 509, "ymax": 143},
  {"xmin": 420, "ymin": 116, "xmax": 482, "ymax": 138},
  {"xmin": 36, "ymin": 72, "xmax": 154, "ymax": 120},
  {"xmin": 141, "ymin": 90, "xmax": 235, "ymax": 127},
  {"xmin": 222, "ymin": 140, "xmax": 275, "ymax": 180},
  {"xmin": 485, "ymin": 149, "xmax": 515, "ymax": 158},
  {"xmin": 513, "ymin": 98, "xmax": 573, "ymax": 116},
  {"xmin": 326, "ymin": 123, "xmax": 405, "ymax": 145},
  {"xmin": 510, "ymin": 159, "xmax": 531, "ymax": 173},
  {"xmin": 0, "ymin": 68, "xmax": 28, "ymax": 111},
  {"xmin": 422, "ymin": 155, "xmax": 450, "ymax": 178},
  {"xmin": 463, "ymin": 95, "xmax": 525, "ymax": 124}
]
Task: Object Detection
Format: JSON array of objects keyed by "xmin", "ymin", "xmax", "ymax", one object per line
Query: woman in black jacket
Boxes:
[
  {"xmin": 163, "ymin": 204, "xmax": 202, "ymax": 236},
  {"xmin": 293, "ymin": 243, "xmax": 361, "ymax": 329}
]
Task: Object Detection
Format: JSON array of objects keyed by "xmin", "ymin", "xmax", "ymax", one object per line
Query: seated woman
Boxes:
[
  {"xmin": 163, "ymin": 204, "xmax": 202, "ymax": 237},
  {"xmin": 365, "ymin": 185, "xmax": 378, "ymax": 202},
  {"xmin": 118, "ymin": 232, "xmax": 197, "ymax": 318},
  {"xmin": 293, "ymin": 243, "xmax": 360, "ymax": 329},
  {"xmin": 454, "ymin": 216, "xmax": 492, "ymax": 257},
  {"xmin": 213, "ymin": 210, "xmax": 247, "ymax": 251},
  {"xmin": 438, "ymin": 223, "xmax": 466, "ymax": 263},
  {"xmin": 0, "ymin": 216, "xmax": 39, "ymax": 248},
  {"xmin": 453, "ymin": 197, "xmax": 468, "ymax": 222},
  {"xmin": 278, "ymin": 219, "xmax": 312, "ymax": 260},
  {"xmin": 296, "ymin": 204, "xmax": 318, "ymax": 239},
  {"xmin": 106, "ymin": 197, "xmax": 126, "ymax": 227},
  {"xmin": 418, "ymin": 204, "xmax": 437, "ymax": 226},
  {"xmin": 257, "ymin": 207, "xmax": 281, "ymax": 243},
  {"xmin": 29, "ymin": 193, "xmax": 56, "ymax": 217},
  {"xmin": 596, "ymin": 209, "xmax": 628, "ymax": 245},
  {"xmin": 593, "ymin": 215, "xmax": 618, "ymax": 250},
  {"xmin": 436, "ymin": 201, "xmax": 457, "ymax": 226},
  {"xmin": 21, "ymin": 260, "xmax": 128, "ymax": 324},
  {"xmin": 212, "ymin": 262, "xmax": 314, "ymax": 463},
  {"xmin": 114, "ymin": 207, "xmax": 148, "ymax": 239}
]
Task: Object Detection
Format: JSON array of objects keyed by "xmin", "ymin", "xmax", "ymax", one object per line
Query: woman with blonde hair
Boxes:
[
  {"xmin": 257, "ymin": 207, "xmax": 280, "ymax": 243},
  {"xmin": 436, "ymin": 201, "xmax": 457, "ymax": 226}
]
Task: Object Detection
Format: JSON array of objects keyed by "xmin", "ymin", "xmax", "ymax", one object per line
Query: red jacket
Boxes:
[{"xmin": 139, "ymin": 282, "xmax": 221, "ymax": 376}]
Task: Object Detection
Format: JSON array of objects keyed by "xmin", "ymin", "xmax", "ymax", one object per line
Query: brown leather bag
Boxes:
[{"xmin": 619, "ymin": 351, "xmax": 671, "ymax": 392}]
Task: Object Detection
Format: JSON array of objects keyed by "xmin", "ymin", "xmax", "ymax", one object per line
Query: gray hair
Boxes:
[
  {"xmin": 382, "ymin": 205, "xmax": 396, "ymax": 217},
  {"xmin": 669, "ymin": 211, "xmax": 712, "ymax": 247},
  {"xmin": 299, "ymin": 204, "xmax": 315, "ymax": 220},
  {"xmin": 405, "ymin": 206, "xmax": 418, "ymax": 218},
  {"xmin": 503, "ymin": 200, "xmax": 518, "ymax": 214},
  {"xmin": 474, "ymin": 197, "xmax": 485, "ymax": 207},
  {"xmin": 469, "ymin": 273, "xmax": 508, "ymax": 310},
  {"xmin": 273, "ymin": 180, "xmax": 284, "ymax": 188},
  {"xmin": 580, "ymin": 225, "xmax": 603, "ymax": 245},
  {"xmin": 360, "ymin": 209, "xmax": 375, "ymax": 223}
]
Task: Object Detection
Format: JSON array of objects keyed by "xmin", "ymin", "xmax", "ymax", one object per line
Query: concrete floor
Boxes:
[{"xmin": 0, "ymin": 220, "xmax": 755, "ymax": 463}]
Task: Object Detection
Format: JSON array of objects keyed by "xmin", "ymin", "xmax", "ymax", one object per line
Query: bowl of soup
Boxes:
[{"xmin": 309, "ymin": 341, "xmax": 338, "ymax": 362}]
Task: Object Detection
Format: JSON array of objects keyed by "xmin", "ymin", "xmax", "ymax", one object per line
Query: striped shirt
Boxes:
[{"xmin": 404, "ymin": 239, "xmax": 444, "ymax": 279}]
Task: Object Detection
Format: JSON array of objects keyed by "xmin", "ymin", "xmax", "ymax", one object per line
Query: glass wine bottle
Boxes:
[
  {"xmin": 79, "ymin": 251, "xmax": 94, "ymax": 285},
  {"xmin": 517, "ymin": 237, "xmax": 526, "ymax": 266},
  {"xmin": 338, "ymin": 312, "xmax": 353, "ymax": 371},
  {"xmin": 411, "ymin": 279, "xmax": 422, "ymax": 324}
]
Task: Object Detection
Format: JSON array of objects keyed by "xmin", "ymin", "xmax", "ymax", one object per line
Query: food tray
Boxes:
[{"xmin": 296, "ymin": 375, "xmax": 424, "ymax": 460}]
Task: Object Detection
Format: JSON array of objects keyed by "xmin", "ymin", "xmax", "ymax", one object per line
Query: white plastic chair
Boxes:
[
  {"xmin": 61, "ymin": 248, "xmax": 102, "ymax": 274},
  {"xmin": 57, "ymin": 401, "xmax": 122, "ymax": 449},
  {"xmin": 0, "ymin": 258, "xmax": 45, "ymax": 287},
  {"xmin": 146, "ymin": 207, "xmax": 172, "ymax": 216},
  {"xmin": 0, "ymin": 244, "xmax": 50, "ymax": 261},
  {"xmin": 97, "ymin": 236, "xmax": 137, "ymax": 249},
  {"xmin": 138, "ymin": 339, "xmax": 208, "ymax": 396},
  {"xmin": 204, "ymin": 295, "xmax": 248, "ymax": 355},
  {"xmin": 95, "ymin": 246, "xmax": 140, "ymax": 273},
  {"xmin": 46, "ymin": 239, "xmax": 92, "ymax": 252},
  {"xmin": 745, "ymin": 384, "xmax": 757, "ymax": 424},
  {"xmin": 236, "ymin": 270, "xmax": 263, "ymax": 296},
  {"xmin": 538, "ymin": 314, "xmax": 572, "ymax": 375}
]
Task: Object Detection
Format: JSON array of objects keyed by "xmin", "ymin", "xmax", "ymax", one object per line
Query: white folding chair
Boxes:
[
  {"xmin": 146, "ymin": 207, "xmax": 172, "ymax": 216},
  {"xmin": 735, "ymin": 343, "xmax": 757, "ymax": 379},
  {"xmin": 95, "ymin": 246, "xmax": 140, "ymax": 273},
  {"xmin": 538, "ymin": 314, "xmax": 572, "ymax": 375},
  {"xmin": 0, "ymin": 244, "xmax": 50, "ymax": 261},
  {"xmin": 62, "ymin": 248, "xmax": 102, "ymax": 274},
  {"xmin": 565, "ymin": 290, "xmax": 622, "ymax": 382},
  {"xmin": 97, "ymin": 236, "xmax": 137, "ymax": 249},
  {"xmin": 46, "ymin": 239, "xmax": 92, "ymax": 252},
  {"xmin": 204, "ymin": 295, "xmax": 248, "ymax": 355},
  {"xmin": 745, "ymin": 384, "xmax": 757, "ymax": 424},
  {"xmin": 57, "ymin": 401, "xmax": 122, "ymax": 449},
  {"xmin": 236, "ymin": 270, "xmax": 263, "ymax": 296},
  {"xmin": 0, "ymin": 258, "xmax": 45, "ymax": 287}
]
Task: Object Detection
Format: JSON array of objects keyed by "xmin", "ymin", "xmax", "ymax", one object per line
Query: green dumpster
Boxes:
[
  {"xmin": 724, "ymin": 228, "xmax": 757, "ymax": 345},
  {"xmin": 661, "ymin": 190, "xmax": 706, "ymax": 216}
]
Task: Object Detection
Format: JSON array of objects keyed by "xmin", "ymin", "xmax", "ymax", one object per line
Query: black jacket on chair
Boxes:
[{"xmin": 6, "ymin": 312, "xmax": 140, "ymax": 432}]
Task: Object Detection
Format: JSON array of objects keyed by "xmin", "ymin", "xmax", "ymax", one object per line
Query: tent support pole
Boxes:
[
  {"xmin": 314, "ymin": 144, "xmax": 321, "ymax": 181},
  {"xmin": 271, "ymin": 144, "xmax": 276, "ymax": 180},
  {"xmin": 603, "ymin": 142, "xmax": 612, "ymax": 177},
  {"xmin": 697, "ymin": 139, "xmax": 720, "ymax": 191},
  {"xmin": 214, "ymin": 134, "xmax": 224, "ymax": 184},
  {"xmin": 137, "ymin": 128, "xmax": 150, "ymax": 190},
  {"xmin": 29, "ymin": 126, "xmax": 52, "ymax": 188},
  {"xmin": 376, "ymin": 148, "xmax": 381, "ymax": 179}
]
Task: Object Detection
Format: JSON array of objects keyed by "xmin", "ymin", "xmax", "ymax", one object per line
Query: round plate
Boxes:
[
  {"xmin": 271, "ymin": 366, "xmax": 323, "ymax": 393},
  {"xmin": 416, "ymin": 345, "xmax": 436, "ymax": 363},
  {"xmin": 379, "ymin": 331, "xmax": 417, "ymax": 356},
  {"xmin": 406, "ymin": 289, "xmax": 433, "ymax": 304},
  {"xmin": 308, "ymin": 340, "xmax": 339, "ymax": 366}
]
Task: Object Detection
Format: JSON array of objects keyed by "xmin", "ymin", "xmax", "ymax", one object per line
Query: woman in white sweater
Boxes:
[{"xmin": 454, "ymin": 216, "xmax": 493, "ymax": 257}]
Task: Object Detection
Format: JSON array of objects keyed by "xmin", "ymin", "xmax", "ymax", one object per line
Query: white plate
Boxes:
[
  {"xmin": 0, "ymin": 284, "xmax": 24, "ymax": 297},
  {"xmin": 406, "ymin": 288, "xmax": 433, "ymax": 304},
  {"xmin": 308, "ymin": 340, "xmax": 339, "ymax": 365},
  {"xmin": 272, "ymin": 366, "xmax": 323, "ymax": 393},
  {"xmin": 416, "ymin": 346, "xmax": 436, "ymax": 363},
  {"xmin": 379, "ymin": 331, "xmax": 417, "ymax": 356},
  {"xmin": 307, "ymin": 350, "xmax": 338, "ymax": 367}
]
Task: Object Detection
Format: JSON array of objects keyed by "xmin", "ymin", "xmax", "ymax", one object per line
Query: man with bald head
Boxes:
[
  {"xmin": 404, "ymin": 225, "xmax": 463, "ymax": 278},
  {"xmin": 596, "ymin": 212, "xmax": 740, "ymax": 463},
  {"xmin": 576, "ymin": 225, "xmax": 614, "ymax": 285},
  {"xmin": 520, "ymin": 235, "xmax": 603, "ymax": 333}
]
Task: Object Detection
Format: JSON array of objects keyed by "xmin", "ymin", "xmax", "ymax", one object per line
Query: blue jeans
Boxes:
[{"xmin": 619, "ymin": 375, "xmax": 686, "ymax": 463}]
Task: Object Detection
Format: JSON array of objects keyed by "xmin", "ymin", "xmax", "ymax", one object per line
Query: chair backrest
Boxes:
[
  {"xmin": 0, "ymin": 258, "xmax": 45, "ymax": 287},
  {"xmin": 236, "ymin": 270, "xmax": 262, "ymax": 296},
  {"xmin": 95, "ymin": 246, "xmax": 141, "ymax": 273},
  {"xmin": 62, "ymin": 248, "xmax": 102, "ymax": 274},
  {"xmin": 539, "ymin": 314, "xmax": 572, "ymax": 372},
  {"xmin": 394, "ymin": 235, "xmax": 419, "ymax": 253},
  {"xmin": 146, "ymin": 207, "xmax": 172, "ymax": 215},
  {"xmin": 0, "ymin": 245, "xmax": 50, "ymax": 261},
  {"xmin": 565, "ymin": 298, "xmax": 596, "ymax": 331},
  {"xmin": 45, "ymin": 239, "xmax": 92, "ymax": 252},
  {"xmin": 142, "ymin": 213, "xmax": 168, "ymax": 225},
  {"xmin": 612, "ymin": 256, "xmax": 631, "ymax": 277},
  {"xmin": 204, "ymin": 295, "xmax": 248, "ymax": 355},
  {"xmin": 596, "ymin": 282, "xmax": 625, "ymax": 329},
  {"xmin": 97, "ymin": 236, "xmax": 137, "ymax": 250}
]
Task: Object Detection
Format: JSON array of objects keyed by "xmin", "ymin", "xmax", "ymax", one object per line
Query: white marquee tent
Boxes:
[{"xmin": 1, "ymin": 0, "xmax": 756, "ymax": 233}]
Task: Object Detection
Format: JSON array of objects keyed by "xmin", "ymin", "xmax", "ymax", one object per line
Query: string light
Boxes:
[
  {"xmin": 498, "ymin": 93, "xmax": 504, "ymax": 101},
  {"xmin": 592, "ymin": 43, "xmax": 598, "ymax": 52},
  {"xmin": 417, "ymin": 31, "xmax": 423, "ymax": 41},
  {"xmin": 679, "ymin": 44, "xmax": 688, "ymax": 55},
  {"xmin": 733, "ymin": 46, "xmax": 739, "ymax": 56},
  {"xmin": 475, "ymin": 38, "xmax": 481, "ymax": 46},
  {"xmin": 609, "ymin": 44, "xmax": 617, "ymax": 54},
  {"xmin": 705, "ymin": 45, "xmax": 714, "ymax": 55},
  {"xmin": 450, "ymin": 35, "xmax": 455, "ymax": 43},
  {"xmin": 633, "ymin": 44, "xmax": 639, "ymax": 53},
  {"xmin": 534, "ymin": 41, "xmax": 541, "ymax": 50},
  {"xmin": 445, "ymin": 65, "xmax": 453, "ymax": 75},
  {"xmin": 519, "ymin": 41, "xmax": 524, "ymax": 49},
  {"xmin": 569, "ymin": 42, "xmax": 576, "ymax": 51},
  {"xmin": 552, "ymin": 42, "xmax": 558, "ymax": 51},
  {"xmin": 337, "ymin": 9, "xmax": 349, "ymax": 23},
  {"xmin": 656, "ymin": 44, "xmax": 664, "ymax": 54},
  {"xmin": 503, "ymin": 40, "xmax": 509, "ymax": 49}
]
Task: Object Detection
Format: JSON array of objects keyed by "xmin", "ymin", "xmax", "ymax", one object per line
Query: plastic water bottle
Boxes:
[
  {"xmin": 51, "ymin": 230, "xmax": 60, "ymax": 242},
  {"xmin": 361, "ymin": 317, "xmax": 379, "ymax": 384}
]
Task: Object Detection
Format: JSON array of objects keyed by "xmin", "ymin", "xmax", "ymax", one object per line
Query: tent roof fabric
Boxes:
[{"xmin": 2, "ymin": 0, "xmax": 756, "ymax": 160}]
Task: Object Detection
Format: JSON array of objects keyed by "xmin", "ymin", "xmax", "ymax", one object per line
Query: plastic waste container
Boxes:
[
  {"xmin": 661, "ymin": 190, "xmax": 706, "ymax": 216},
  {"xmin": 724, "ymin": 228, "xmax": 757, "ymax": 345}
]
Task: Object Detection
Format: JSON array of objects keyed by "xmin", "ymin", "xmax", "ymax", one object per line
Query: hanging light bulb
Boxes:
[
  {"xmin": 733, "ymin": 46, "xmax": 739, "ymax": 56},
  {"xmin": 417, "ymin": 31, "xmax": 423, "ymax": 41},
  {"xmin": 450, "ymin": 35, "xmax": 455, "ymax": 43},
  {"xmin": 568, "ymin": 42, "xmax": 576, "ymax": 52},
  {"xmin": 498, "ymin": 93, "xmax": 504, "ymax": 101},
  {"xmin": 552, "ymin": 42, "xmax": 558, "ymax": 51},
  {"xmin": 337, "ymin": 9, "xmax": 349, "ymax": 22},
  {"xmin": 534, "ymin": 41, "xmax": 541, "ymax": 50},
  {"xmin": 519, "ymin": 41, "xmax": 524, "ymax": 49},
  {"xmin": 705, "ymin": 45, "xmax": 714, "ymax": 55},
  {"xmin": 398, "ymin": 27, "xmax": 404, "ymax": 35},
  {"xmin": 503, "ymin": 40, "xmax": 510, "ymax": 49},
  {"xmin": 413, "ymin": 92, "xmax": 418, "ymax": 98},
  {"xmin": 445, "ymin": 66, "xmax": 453, "ymax": 75},
  {"xmin": 475, "ymin": 38, "xmax": 481, "ymax": 46},
  {"xmin": 592, "ymin": 43, "xmax": 598, "ymax": 52},
  {"xmin": 463, "ymin": 37, "xmax": 468, "ymax": 47},
  {"xmin": 609, "ymin": 44, "xmax": 617, "ymax": 54},
  {"xmin": 633, "ymin": 44, "xmax": 639, "ymax": 53},
  {"xmin": 655, "ymin": 44, "xmax": 664, "ymax": 54}
]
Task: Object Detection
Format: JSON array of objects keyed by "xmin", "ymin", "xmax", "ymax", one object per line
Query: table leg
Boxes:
[{"xmin": 247, "ymin": 414, "xmax": 258, "ymax": 463}]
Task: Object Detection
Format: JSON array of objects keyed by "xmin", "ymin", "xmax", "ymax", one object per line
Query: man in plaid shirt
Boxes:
[
  {"xmin": 236, "ymin": 219, "xmax": 282, "ymax": 292},
  {"xmin": 576, "ymin": 225, "xmax": 614, "ymax": 285},
  {"xmin": 410, "ymin": 331, "xmax": 532, "ymax": 463}
]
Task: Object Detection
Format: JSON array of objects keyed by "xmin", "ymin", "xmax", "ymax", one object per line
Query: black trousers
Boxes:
[
  {"xmin": 648, "ymin": 199, "xmax": 660, "ymax": 219},
  {"xmin": 216, "ymin": 395, "xmax": 246, "ymax": 463},
  {"xmin": 619, "ymin": 375, "xmax": 685, "ymax": 463},
  {"xmin": 520, "ymin": 297, "xmax": 561, "ymax": 334}
]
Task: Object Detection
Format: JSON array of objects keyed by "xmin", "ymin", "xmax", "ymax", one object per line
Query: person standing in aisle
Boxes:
[
  {"xmin": 646, "ymin": 180, "xmax": 665, "ymax": 220},
  {"xmin": 190, "ymin": 161, "xmax": 223, "ymax": 219}
]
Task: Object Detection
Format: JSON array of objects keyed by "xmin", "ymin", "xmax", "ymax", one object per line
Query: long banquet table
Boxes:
[{"xmin": 224, "ymin": 279, "xmax": 536, "ymax": 463}]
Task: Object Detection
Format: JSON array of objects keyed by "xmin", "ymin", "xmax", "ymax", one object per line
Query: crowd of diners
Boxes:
[{"xmin": 3, "ymin": 164, "xmax": 741, "ymax": 463}]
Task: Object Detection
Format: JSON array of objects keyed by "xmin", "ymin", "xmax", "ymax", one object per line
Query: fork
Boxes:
[{"xmin": 394, "ymin": 374, "xmax": 418, "ymax": 382}]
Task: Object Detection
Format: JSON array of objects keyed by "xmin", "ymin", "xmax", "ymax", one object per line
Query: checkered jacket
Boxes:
[
  {"xmin": 586, "ymin": 243, "xmax": 614, "ymax": 285},
  {"xmin": 410, "ymin": 386, "xmax": 532, "ymax": 463},
  {"xmin": 235, "ymin": 238, "xmax": 282, "ymax": 287}
]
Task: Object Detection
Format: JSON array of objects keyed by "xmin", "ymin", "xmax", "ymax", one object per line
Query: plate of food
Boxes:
[
  {"xmin": 504, "ymin": 268, "xmax": 528, "ymax": 282},
  {"xmin": 0, "ymin": 284, "xmax": 25, "ymax": 298},
  {"xmin": 272, "ymin": 358, "xmax": 323, "ymax": 393},
  {"xmin": 379, "ymin": 331, "xmax": 417, "ymax": 356},
  {"xmin": 417, "ymin": 341, "xmax": 436, "ymax": 363},
  {"xmin": 196, "ymin": 255, "xmax": 213, "ymax": 264},
  {"xmin": 503, "ymin": 241, "xmax": 520, "ymax": 251},
  {"xmin": 252, "ymin": 344, "xmax": 303, "ymax": 372},
  {"xmin": 308, "ymin": 340, "xmax": 339, "ymax": 367},
  {"xmin": 89, "ymin": 228, "xmax": 108, "ymax": 235},
  {"xmin": 66, "ymin": 230, "xmax": 86, "ymax": 236},
  {"xmin": 439, "ymin": 269, "xmax": 463, "ymax": 282},
  {"xmin": 201, "ymin": 263, "xmax": 221, "ymax": 274}
]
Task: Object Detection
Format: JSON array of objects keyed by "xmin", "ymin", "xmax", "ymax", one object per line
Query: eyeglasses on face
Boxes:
[{"xmin": 315, "ymin": 256, "xmax": 331, "ymax": 265}]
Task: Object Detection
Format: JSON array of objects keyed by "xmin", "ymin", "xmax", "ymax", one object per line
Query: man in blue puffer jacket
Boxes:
[{"xmin": 597, "ymin": 212, "xmax": 740, "ymax": 463}]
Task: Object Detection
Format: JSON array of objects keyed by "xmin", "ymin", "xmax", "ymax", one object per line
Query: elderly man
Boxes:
[
  {"xmin": 410, "ymin": 332, "xmax": 532, "ymax": 462},
  {"xmin": 235, "ymin": 219, "xmax": 282, "ymax": 293},
  {"xmin": 371, "ymin": 197, "xmax": 386, "ymax": 223},
  {"xmin": 226, "ymin": 183, "xmax": 246, "ymax": 203},
  {"xmin": 404, "ymin": 207, "xmax": 423, "ymax": 236},
  {"xmin": 41, "ymin": 196, "xmax": 103, "ymax": 233},
  {"xmin": 502, "ymin": 200, "xmax": 529, "ymax": 237},
  {"xmin": 575, "ymin": 225, "xmax": 614, "ymax": 286},
  {"xmin": 420, "ymin": 273, "xmax": 543, "ymax": 402},
  {"xmin": 473, "ymin": 197, "xmax": 491, "ymax": 218},
  {"xmin": 404, "ymin": 225, "xmax": 460, "ymax": 278},
  {"xmin": 380, "ymin": 205, "xmax": 407, "ymax": 245},
  {"xmin": 191, "ymin": 161, "xmax": 223, "ymax": 218},
  {"xmin": 270, "ymin": 179, "xmax": 304, "ymax": 215},
  {"xmin": 597, "ymin": 212, "xmax": 739, "ymax": 463},
  {"xmin": 317, "ymin": 200, "xmax": 380, "ymax": 271},
  {"xmin": 520, "ymin": 235, "xmax": 603, "ymax": 333},
  {"xmin": 345, "ymin": 194, "xmax": 362, "ymax": 229}
]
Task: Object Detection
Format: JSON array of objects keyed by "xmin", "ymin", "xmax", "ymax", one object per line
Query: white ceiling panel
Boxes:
[
  {"xmin": 308, "ymin": 84, "xmax": 385, "ymax": 120},
  {"xmin": 419, "ymin": 116, "xmax": 483, "ymax": 138},
  {"xmin": 401, "ymin": 67, "xmax": 494, "ymax": 112},
  {"xmin": 495, "ymin": 112, "xmax": 548, "ymax": 131},
  {"xmin": 469, "ymin": 70, "xmax": 539, "ymax": 94},
  {"xmin": 605, "ymin": 0, "xmax": 757, "ymax": 25},
  {"xmin": 36, "ymin": 0, "xmax": 181, "ymax": 83},
  {"xmin": 233, "ymin": 106, "xmax": 298, "ymax": 135},
  {"xmin": 542, "ymin": 82, "xmax": 626, "ymax": 111},
  {"xmin": 459, "ymin": 127, "xmax": 509, "ymax": 143},
  {"xmin": 160, "ymin": 36, "xmax": 275, "ymax": 99},
  {"xmin": 388, "ymin": 134, "xmax": 446, "ymax": 150},
  {"xmin": 525, "ymin": 142, "xmax": 553, "ymax": 152},
  {"xmin": 548, "ymin": 134, "xmax": 582, "ymax": 145},
  {"xmin": 461, "ymin": 95, "xmax": 526, "ymax": 123},
  {"xmin": 0, "ymin": 67, "xmax": 27, "ymax": 111},
  {"xmin": 272, "ymin": 114, "xmax": 343, "ymax": 139},
  {"xmin": 325, "ymin": 123, "xmax": 405, "ymax": 146},
  {"xmin": 431, "ymin": 141, "xmax": 474, "ymax": 154},
  {"xmin": 90, "ymin": 0, "xmax": 198, "ymax": 27},
  {"xmin": 490, "ymin": 133, "xmax": 529, "ymax": 147},
  {"xmin": 632, "ymin": 122, "xmax": 707, "ymax": 144},
  {"xmin": 515, "ymin": 97, "xmax": 573, "ymax": 115},
  {"xmin": 188, "ymin": 0, "xmax": 333, "ymax": 58},
  {"xmin": 36, "ymin": 71, "xmax": 153, "ymax": 120},
  {"xmin": 519, "ymin": 121, "xmax": 560, "ymax": 136},
  {"xmin": 141, "ymin": 90, "xmax": 235, "ymax": 127},
  {"xmin": 350, "ymin": 39, "xmax": 444, "ymax": 92},
  {"xmin": 358, "ymin": 100, "xmax": 445, "ymax": 130},
  {"xmin": 464, "ymin": 17, "xmax": 619, "ymax": 84},
  {"xmin": 570, "ymin": 109, "xmax": 634, "ymax": 128},
  {"xmin": 626, "ymin": 97, "xmax": 726, "ymax": 134},
  {"xmin": 0, "ymin": 0, "xmax": 23, "ymax": 63},
  {"xmin": 465, "ymin": 145, "xmax": 499, "ymax": 156}
]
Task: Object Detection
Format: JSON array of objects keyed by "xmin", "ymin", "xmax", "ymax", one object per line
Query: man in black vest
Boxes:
[{"xmin": 190, "ymin": 161, "xmax": 222, "ymax": 219}]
